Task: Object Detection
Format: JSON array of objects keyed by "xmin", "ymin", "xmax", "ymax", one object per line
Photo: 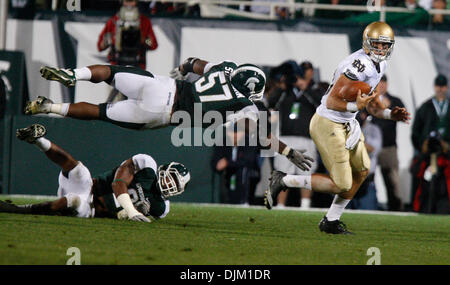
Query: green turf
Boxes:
[{"xmin": 0, "ymin": 197, "xmax": 449, "ymax": 265}]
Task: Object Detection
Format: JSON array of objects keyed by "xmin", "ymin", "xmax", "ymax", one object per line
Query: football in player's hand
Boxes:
[{"xmin": 339, "ymin": 81, "xmax": 371, "ymax": 102}]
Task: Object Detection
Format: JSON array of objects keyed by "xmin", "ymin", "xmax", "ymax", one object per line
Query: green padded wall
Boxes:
[{"xmin": 7, "ymin": 116, "xmax": 219, "ymax": 203}]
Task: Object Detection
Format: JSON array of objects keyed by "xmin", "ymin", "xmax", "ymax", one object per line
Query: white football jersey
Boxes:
[{"xmin": 316, "ymin": 49, "xmax": 386, "ymax": 123}]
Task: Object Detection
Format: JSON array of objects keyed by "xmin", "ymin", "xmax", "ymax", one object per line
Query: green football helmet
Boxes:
[
  {"xmin": 157, "ymin": 162, "xmax": 191, "ymax": 198},
  {"xmin": 230, "ymin": 64, "xmax": 266, "ymax": 101}
]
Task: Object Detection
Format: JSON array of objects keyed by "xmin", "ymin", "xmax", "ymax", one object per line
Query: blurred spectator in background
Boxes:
[
  {"xmin": 98, "ymin": 0, "xmax": 158, "ymax": 102},
  {"xmin": 98, "ymin": 0, "xmax": 158, "ymax": 70},
  {"xmin": 9, "ymin": 0, "xmax": 36, "ymax": 18},
  {"xmin": 404, "ymin": 0, "xmax": 419, "ymax": 9},
  {"xmin": 387, "ymin": 0, "xmax": 406, "ymax": 6},
  {"xmin": 346, "ymin": 0, "xmax": 429, "ymax": 24},
  {"xmin": 244, "ymin": 0, "xmax": 295, "ymax": 19},
  {"xmin": 431, "ymin": 0, "xmax": 450, "ymax": 25},
  {"xmin": 211, "ymin": 126, "xmax": 262, "ymax": 205},
  {"xmin": 411, "ymin": 74, "xmax": 450, "ymax": 214},
  {"xmin": 267, "ymin": 60, "xmax": 322, "ymax": 209},
  {"xmin": 348, "ymin": 110, "xmax": 383, "ymax": 210},
  {"xmin": 314, "ymin": 0, "xmax": 364, "ymax": 19},
  {"xmin": 150, "ymin": 1, "xmax": 200, "ymax": 17},
  {"xmin": 371, "ymin": 75, "xmax": 405, "ymax": 211},
  {"xmin": 419, "ymin": 0, "xmax": 434, "ymax": 10}
]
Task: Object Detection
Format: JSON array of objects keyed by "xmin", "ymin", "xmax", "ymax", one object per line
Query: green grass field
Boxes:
[{"xmin": 0, "ymin": 197, "xmax": 449, "ymax": 265}]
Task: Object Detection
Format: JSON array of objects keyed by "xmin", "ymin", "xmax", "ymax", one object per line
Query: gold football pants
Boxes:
[{"xmin": 309, "ymin": 113, "xmax": 370, "ymax": 192}]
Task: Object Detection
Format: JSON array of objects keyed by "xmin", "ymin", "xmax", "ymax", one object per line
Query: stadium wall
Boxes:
[
  {"xmin": 3, "ymin": 15, "xmax": 450, "ymax": 204},
  {"xmin": 3, "ymin": 115, "xmax": 219, "ymax": 203}
]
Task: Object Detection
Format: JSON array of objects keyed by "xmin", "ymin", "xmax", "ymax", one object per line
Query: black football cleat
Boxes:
[
  {"xmin": 319, "ymin": 216, "xmax": 354, "ymax": 235},
  {"xmin": 264, "ymin": 170, "xmax": 288, "ymax": 210},
  {"xmin": 0, "ymin": 200, "xmax": 30, "ymax": 214}
]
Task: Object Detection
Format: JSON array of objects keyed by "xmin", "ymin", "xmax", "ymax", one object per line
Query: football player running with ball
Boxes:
[
  {"xmin": 0, "ymin": 124, "xmax": 190, "ymax": 222},
  {"xmin": 265, "ymin": 22, "xmax": 411, "ymax": 234},
  {"xmin": 25, "ymin": 59, "xmax": 314, "ymax": 172}
]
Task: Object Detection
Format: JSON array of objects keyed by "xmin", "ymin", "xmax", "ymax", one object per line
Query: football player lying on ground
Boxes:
[
  {"xmin": 25, "ymin": 58, "xmax": 313, "ymax": 172},
  {"xmin": 0, "ymin": 124, "xmax": 190, "ymax": 222},
  {"xmin": 265, "ymin": 22, "xmax": 411, "ymax": 234}
]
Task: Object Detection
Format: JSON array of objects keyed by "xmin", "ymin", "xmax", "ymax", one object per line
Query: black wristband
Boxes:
[{"xmin": 181, "ymin": 57, "xmax": 199, "ymax": 75}]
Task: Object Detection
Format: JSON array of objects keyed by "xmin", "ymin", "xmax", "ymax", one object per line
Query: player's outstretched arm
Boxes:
[
  {"xmin": 366, "ymin": 94, "xmax": 411, "ymax": 123},
  {"xmin": 112, "ymin": 159, "xmax": 151, "ymax": 223},
  {"xmin": 0, "ymin": 197, "xmax": 74, "ymax": 216},
  {"xmin": 169, "ymin": 57, "xmax": 209, "ymax": 79},
  {"xmin": 238, "ymin": 118, "xmax": 314, "ymax": 171},
  {"xmin": 270, "ymin": 133, "xmax": 314, "ymax": 171}
]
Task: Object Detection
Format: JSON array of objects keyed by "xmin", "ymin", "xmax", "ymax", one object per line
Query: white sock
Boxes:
[
  {"xmin": 301, "ymin": 198, "xmax": 311, "ymax": 209},
  {"xmin": 35, "ymin": 137, "xmax": 52, "ymax": 152},
  {"xmin": 326, "ymin": 195, "xmax": 351, "ymax": 221},
  {"xmin": 73, "ymin": 67, "xmax": 92, "ymax": 81},
  {"xmin": 282, "ymin": 175, "xmax": 312, "ymax": 190},
  {"xmin": 50, "ymin": 103, "xmax": 70, "ymax": 116}
]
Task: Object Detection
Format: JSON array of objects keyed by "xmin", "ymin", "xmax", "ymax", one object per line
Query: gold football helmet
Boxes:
[{"xmin": 362, "ymin": 21, "xmax": 395, "ymax": 63}]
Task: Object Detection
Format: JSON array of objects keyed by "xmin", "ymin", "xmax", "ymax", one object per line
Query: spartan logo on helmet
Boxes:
[
  {"xmin": 245, "ymin": 77, "xmax": 261, "ymax": 92},
  {"xmin": 157, "ymin": 162, "xmax": 191, "ymax": 198},
  {"xmin": 230, "ymin": 64, "xmax": 266, "ymax": 101}
]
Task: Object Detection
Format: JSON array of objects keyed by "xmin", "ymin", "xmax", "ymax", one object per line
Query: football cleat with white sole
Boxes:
[
  {"xmin": 16, "ymin": 124, "xmax": 47, "ymax": 144},
  {"xmin": 40, "ymin": 66, "xmax": 76, "ymax": 87},
  {"xmin": 24, "ymin": 96, "xmax": 53, "ymax": 115},
  {"xmin": 264, "ymin": 170, "xmax": 288, "ymax": 210}
]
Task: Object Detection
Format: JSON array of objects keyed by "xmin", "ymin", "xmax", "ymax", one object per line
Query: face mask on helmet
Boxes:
[
  {"xmin": 230, "ymin": 64, "xmax": 266, "ymax": 101},
  {"xmin": 157, "ymin": 162, "xmax": 191, "ymax": 198},
  {"xmin": 364, "ymin": 38, "xmax": 394, "ymax": 63},
  {"xmin": 362, "ymin": 22, "xmax": 395, "ymax": 63}
]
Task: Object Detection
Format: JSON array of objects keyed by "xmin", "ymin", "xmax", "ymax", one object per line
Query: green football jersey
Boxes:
[
  {"xmin": 94, "ymin": 162, "xmax": 168, "ymax": 219},
  {"xmin": 173, "ymin": 61, "xmax": 258, "ymax": 128}
]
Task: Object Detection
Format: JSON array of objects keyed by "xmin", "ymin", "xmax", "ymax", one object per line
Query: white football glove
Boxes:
[
  {"xmin": 169, "ymin": 67, "xmax": 186, "ymax": 80},
  {"xmin": 286, "ymin": 148, "xmax": 314, "ymax": 171},
  {"xmin": 117, "ymin": 208, "xmax": 151, "ymax": 223},
  {"xmin": 130, "ymin": 214, "xmax": 151, "ymax": 223}
]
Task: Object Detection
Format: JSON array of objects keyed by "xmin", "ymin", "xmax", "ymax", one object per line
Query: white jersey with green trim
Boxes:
[{"xmin": 316, "ymin": 49, "xmax": 387, "ymax": 123}]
